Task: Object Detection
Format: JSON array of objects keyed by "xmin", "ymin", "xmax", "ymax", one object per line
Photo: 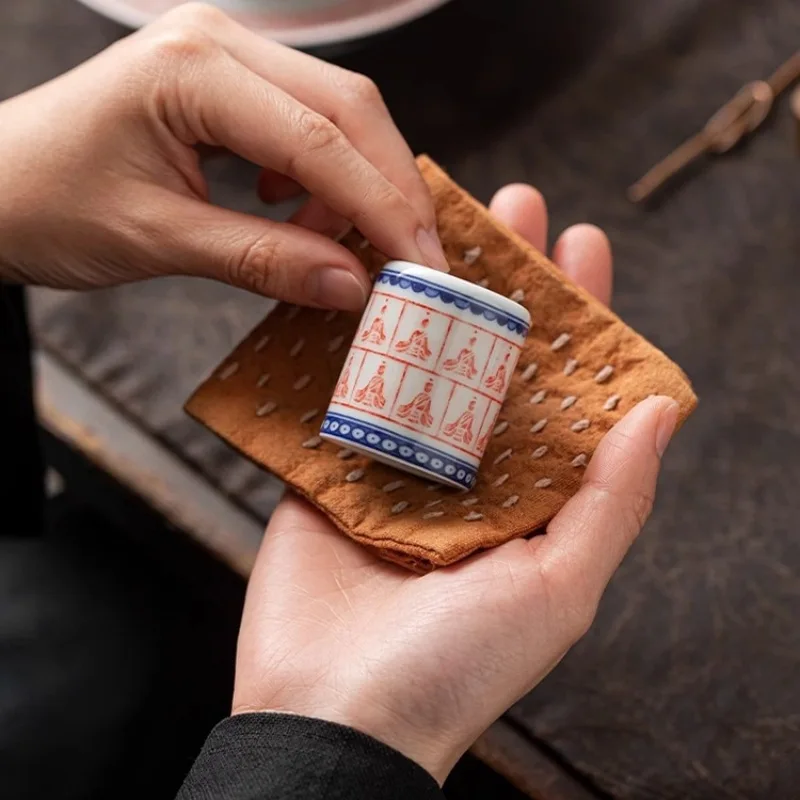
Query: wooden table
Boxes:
[{"xmin": 13, "ymin": 0, "xmax": 800, "ymax": 796}]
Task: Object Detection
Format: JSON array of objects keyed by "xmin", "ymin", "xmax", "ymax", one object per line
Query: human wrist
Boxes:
[{"xmin": 339, "ymin": 710, "xmax": 461, "ymax": 786}]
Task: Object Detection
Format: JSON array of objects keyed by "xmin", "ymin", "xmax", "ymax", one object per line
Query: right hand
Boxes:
[
  {"xmin": 0, "ymin": 3, "xmax": 447, "ymax": 308},
  {"xmin": 232, "ymin": 186, "xmax": 680, "ymax": 784}
]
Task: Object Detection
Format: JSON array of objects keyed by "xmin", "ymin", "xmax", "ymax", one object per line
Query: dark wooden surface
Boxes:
[{"xmin": 5, "ymin": 0, "xmax": 800, "ymax": 797}]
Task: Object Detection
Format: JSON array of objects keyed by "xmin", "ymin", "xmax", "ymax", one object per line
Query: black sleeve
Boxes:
[{"xmin": 176, "ymin": 713, "xmax": 444, "ymax": 800}]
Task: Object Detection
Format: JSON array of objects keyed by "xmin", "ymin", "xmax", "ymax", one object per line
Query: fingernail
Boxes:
[
  {"xmin": 416, "ymin": 226, "xmax": 450, "ymax": 272},
  {"xmin": 655, "ymin": 398, "xmax": 679, "ymax": 457},
  {"xmin": 312, "ymin": 267, "xmax": 369, "ymax": 312}
]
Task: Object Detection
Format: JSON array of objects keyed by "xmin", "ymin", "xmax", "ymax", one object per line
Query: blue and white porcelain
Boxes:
[{"xmin": 320, "ymin": 261, "xmax": 531, "ymax": 490}]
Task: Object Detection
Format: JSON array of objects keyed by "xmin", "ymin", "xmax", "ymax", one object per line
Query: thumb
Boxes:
[
  {"xmin": 536, "ymin": 395, "xmax": 679, "ymax": 615},
  {"xmin": 143, "ymin": 191, "xmax": 371, "ymax": 311}
]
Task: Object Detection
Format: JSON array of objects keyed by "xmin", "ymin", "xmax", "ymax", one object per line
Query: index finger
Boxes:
[
  {"xmin": 204, "ymin": 14, "xmax": 437, "ymax": 235},
  {"xmin": 192, "ymin": 49, "xmax": 448, "ymax": 270},
  {"xmin": 147, "ymin": 6, "xmax": 447, "ymax": 270}
]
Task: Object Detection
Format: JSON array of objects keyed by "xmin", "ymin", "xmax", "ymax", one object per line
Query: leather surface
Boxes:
[{"xmin": 6, "ymin": 0, "xmax": 800, "ymax": 796}]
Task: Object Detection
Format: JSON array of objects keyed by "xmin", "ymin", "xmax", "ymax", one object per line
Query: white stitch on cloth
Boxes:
[
  {"xmin": 382, "ymin": 480, "xmax": 406, "ymax": 493},
  {"xmin": 391, "ymin": 501, "xmax": 410, "ymax": 515},
  {"xmin": 425, "ymin": 499, "xmax": 443, "ymax": 508},
  {"xmin": 464, "ymin": 512, "xmax": 484, "ymax": 521},
  {"xmin": 358, "ymin": 238, "xmax": 370, "ymax": 250},
  {"xmin": 521, "ymin": 363, "xmax": 538, "ymax": 382},
  {"xmin": 328, "ymin": 335, "xmax": 345, "ymax": 353},
  {"xmin": 324, "ymin": 310, "xmax": 339, "ymax": 323},
  {"xmin": 300, "ymin": 409, "xmax": 319, "ymax": 423},
  {"xmin": 551, "ymin": 333, "xmax": 571, "ymax": 351},
  {"xmin": 254, "ymin": 334, "xmax": 270, "ymax": 352},
  {"xmin": 302, "ymin": 436, "xmax": 322, "ymax": 449},
  {"xmin": 502, "ymin": 495, "xmax": 519, "ymax": 508},
  {"xmin": 564, "ymin": 358, "xmax": 579, "ymax": 376},
  {"xmin": 346, "ymin": 468, "xmax": 365, "ymax": 482},
  {"xmin": 463, "ymin": 246, "xmax": 482, "ymax": 265},
  {"xmin": 290, "ymin": 338, "xmax": 305, "ymax": 358},
  {"xmin": 493, "ymin": 421, "xmax": 509, "ymax": 436},
  {"xmin": 286, "ymin": 306, "xmax": 301, "ymax": 321},
  {"xmin": 337, "ymin": 448, "xmax": 355, "ymax": 459},
  {"xmin": 423, "ymin": 511, "xmax": 445, "ymax": 519},
  {"xmin": 256, "ymin": 373, "xmax": 270, "ymax": 388},
  {"xmin": 334, "ymin": 225, "xmax": 354, "ymax": 243},
  {"xmin": 293, "ymin": 375, "xmax": 312, "ymax": 391},
  {"xmin": 595, "ymin": 365, "xmax": 614, "ymax": 383},
  {"xmin": 604, "ymin": 394, "xmax": 621, "ymax": 411},
  {"xmin": 219, "ymin": 362, "xmax": 239, "ymax": 380},
  {"xmin": 530, "ymin": 418, "xmax": 548, "ymax": 433},
  {"xmin": 461, "ymin": 497, "xmax": 479, "ymax": 506},
  {"xmin": 493, "ymin": 448, "xmax": 513, "ymax": 466},
  {"xmin": 571, "ymin": 453, "xmax": 588, "ymax": 468},
  {"xmin": 561, "ymin": 396, "xmax": 577, "ymax": 411},
  {"xmin": 530, "ymin": 390, "xmax": 547, "ymax": 405},
  {"xmin": 477, "ymin": 278, "xmax": 490, "ymax": 288},
  {"xmin": 256, "ymin": 401, "xmax": 277, "ymax": 417},
  {"xmin": 532, "ymin": 445, "xmax": 548, "ymax": 459},
  {"xmin": 509, "ymin": 289, "xmax": 525, "ymax": 303},
  {"xmin": 535, "ymin": 478, "xmax": 553, "ymax": 489},
  {"xmin": 493, "ymin": 473, "xmax": 509, "ymax": 487},
  {"xmin": 571, "ymin": 419, "xmax": 591, "ymax": 432},
  {"xmin": 426, "ymin": 483, "xmax": 441, "ymax": 492}
]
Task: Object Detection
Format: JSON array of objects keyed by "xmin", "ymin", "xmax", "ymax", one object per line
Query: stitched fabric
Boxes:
[{"xmin": 185, "ymin": 157, "xmax": 696, "ymax": 571}]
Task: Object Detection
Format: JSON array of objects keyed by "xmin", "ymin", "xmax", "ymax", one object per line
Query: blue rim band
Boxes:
[{"xmin": 378, "ymin": 268, "xmax": 530, "ymax": 336}]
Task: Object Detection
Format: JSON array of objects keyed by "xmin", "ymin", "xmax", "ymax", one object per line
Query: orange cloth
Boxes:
[{"xmin": 186, "ymin": 157, "xmax": 697, "ymax": 572}]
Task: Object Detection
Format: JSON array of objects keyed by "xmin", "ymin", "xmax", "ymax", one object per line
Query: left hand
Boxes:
[
  {"xmin": 0, "ymin": 3, "xmax": 446, "ymax": 305},
  {"xmin": 232, "ymin": 185, "xmax": 679, "ymax": 784}
]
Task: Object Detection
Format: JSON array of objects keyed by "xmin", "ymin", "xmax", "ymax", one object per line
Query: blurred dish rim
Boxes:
[{"xmin": 75, "ymin": 0, "xmax": 453, "ymax": 48}]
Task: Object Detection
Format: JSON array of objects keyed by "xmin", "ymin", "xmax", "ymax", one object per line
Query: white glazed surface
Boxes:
[
  {"xmin": 76, "ymin": 0, "xmax": 453, "ymax": 48},
  {"xmin": 320, "ymin": 262, "xmax": 529, "ymax": 489}
]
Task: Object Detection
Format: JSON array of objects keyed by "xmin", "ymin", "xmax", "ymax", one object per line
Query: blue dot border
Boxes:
[{"xmin": 321, "ymin": 411, "xmax": 477, "ymax": 490}]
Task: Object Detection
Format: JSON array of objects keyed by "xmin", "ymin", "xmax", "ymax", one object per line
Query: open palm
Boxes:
[{"xmin": 233, "ymin": 185, "xmax": 678, "ymax": 785}]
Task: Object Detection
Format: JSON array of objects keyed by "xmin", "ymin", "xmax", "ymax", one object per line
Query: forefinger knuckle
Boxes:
[
  {"xmin": 142, "ymin": 2, "xmax": 229, "ymax": 66},
  {"xmin": 339, "ymin": 71, "xmax": 384, "ymax": 112},
  {"xmin": 162, "ymin": 1, "xmax": 228, "ymax": 30},
  {"xmin": 144, "ymin": 22, "xmax": 216, "ymax": 65}
]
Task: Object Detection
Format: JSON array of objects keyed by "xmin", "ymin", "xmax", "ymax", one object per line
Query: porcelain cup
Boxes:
[{"xmin": 320, "ymin": 261, "xmax": 531, "ymax": 490}]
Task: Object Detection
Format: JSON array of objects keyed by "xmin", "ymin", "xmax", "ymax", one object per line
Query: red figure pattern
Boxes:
[
  {"xmin": 361, "ymin": 304, "xmax": 388, "ymax": 345},
  {"xmin": 443, "ymin": 335, "xmax": 478, "ymax": 379},
  {"xmin": 397, "ymin": 379, "xmax": 435, "ymax": 428},
  {"xmin": 354, "ymin": 362, "xmax": 387, "ymax": 409},
  {"xmin": 443, "ymin": 398, "xmax": 477, "ymax": 445},
  {"xmin": 395, "ymin": 316, "xmax": 433, "ymax": 361},
  {"xmin": 485, "ymin": 352, "xmax": 510, "ymax": 393},
  {"xmin": 477, "ymin": 428, "xmax": 491, "ymax": 453},
  {"xmin": 334, "ymin": 357, "xmax": 353, "ymax": 399}
]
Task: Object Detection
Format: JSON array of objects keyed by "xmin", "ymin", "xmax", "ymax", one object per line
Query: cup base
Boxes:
[{"xmin": 319, "ymin": 431, "xmax": 470, "ymax": 491}]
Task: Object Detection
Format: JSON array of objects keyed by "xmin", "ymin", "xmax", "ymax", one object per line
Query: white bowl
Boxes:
[{"xmin": 76, "ymin": 0, "xmax": 453, "ymax": 48}]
